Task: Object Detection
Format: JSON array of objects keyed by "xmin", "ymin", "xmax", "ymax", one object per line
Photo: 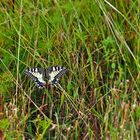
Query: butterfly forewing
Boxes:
[
  {"xmin": 45, "ymin": 66, "xmax": 68, "ymax": 85},
  {"xmin": 25, "ymin": 68, "xmax": 46, "ymax": 88},
  {"xmin": 55, "ymin": 68, "xmax": 68, "ymax": 79},
  {"xmin": 25, "ymin": 68, "xmax": 38, "ymax": 81}
]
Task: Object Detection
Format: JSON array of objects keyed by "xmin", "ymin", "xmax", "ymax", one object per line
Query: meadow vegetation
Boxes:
[{"xmin": 0, "ymin": 0, "xmax": 140, "ymax": 139}]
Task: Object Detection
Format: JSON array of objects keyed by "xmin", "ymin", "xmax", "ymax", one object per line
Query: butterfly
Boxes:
[{"xmin": 25, "ymin": 66, "xmax": 68, "ymax": 88}]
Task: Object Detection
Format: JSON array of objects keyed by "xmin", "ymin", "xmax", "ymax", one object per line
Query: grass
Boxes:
[{"xmin": 0, "ymin": 0, "xmax": 140, "ymax": 139}]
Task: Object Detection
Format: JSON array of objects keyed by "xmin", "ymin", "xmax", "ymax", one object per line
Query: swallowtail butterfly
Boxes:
[{"xmin": 25, "ymin": 66, "xmax": 68, "ymax": 88}]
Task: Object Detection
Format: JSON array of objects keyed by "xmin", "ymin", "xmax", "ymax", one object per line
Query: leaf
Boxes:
[
  {"xmin": 60, "ymin": 92, "xmax": 65, "ymax": 109},
  {"xmin": 0, "ymin": 119, "xmax": 10, "ymax": 130}
]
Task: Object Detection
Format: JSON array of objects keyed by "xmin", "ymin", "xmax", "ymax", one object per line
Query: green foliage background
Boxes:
[{"xmin": 0, "ymin": 0, "xmax": 140, "ymax": 139}]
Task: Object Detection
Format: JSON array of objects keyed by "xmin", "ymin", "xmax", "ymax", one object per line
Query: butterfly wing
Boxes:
[
  {"xmin": 25, "ymin": 68, "xmax": 46, "ymax": 88},
  {"xmin": 45, "ymin": 66, "xmax": 68, "ymax": 85}
]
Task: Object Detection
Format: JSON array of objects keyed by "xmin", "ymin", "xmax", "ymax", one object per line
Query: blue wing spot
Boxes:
[
  {"xmin": 36, "ymin": 80, "xmax": 45, "ymax": 88},
  {"xmin": 51, "ymin": 79, "xmax": 57, "ymax": 85}
]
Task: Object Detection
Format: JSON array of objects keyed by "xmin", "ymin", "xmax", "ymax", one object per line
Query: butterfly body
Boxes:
[{"xmin": 25, "ymin": 66, "xmax": 68, "ymax": 88}]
